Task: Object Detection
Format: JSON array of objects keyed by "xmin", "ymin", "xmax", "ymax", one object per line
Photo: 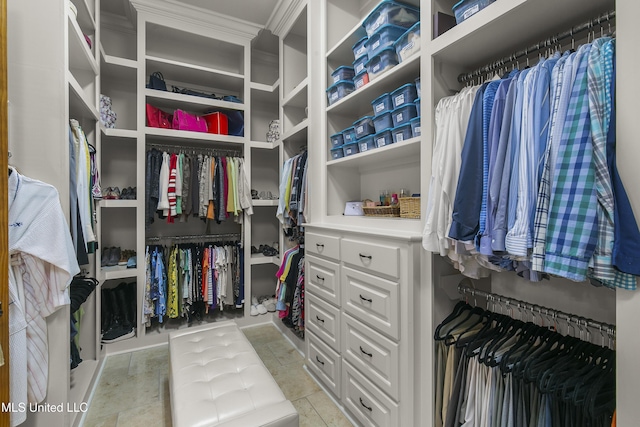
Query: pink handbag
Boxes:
[
  {"xmin": 172, "ymin": 109, "xmax": 208, "ymax": 133},
  {"xmin": 146, "ymin": 104, "xmax": 172, "ymax": 129}
]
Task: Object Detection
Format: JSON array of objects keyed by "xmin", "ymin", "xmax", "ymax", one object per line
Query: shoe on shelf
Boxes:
[
  {"xmin": 251, "ymin": 246, "xmax": 259, "ymax": 254},
  {"xmin": 263, "ymin": 297, "xmax": 277, "ymax": 312},
  {"xmin": 100, "ymin": 247, "xmax": 112, "ymax": 267},
  {"xmin": 118, "ymin": 250, "xmax": 128, "ymax": 266},
  {"xmin": 120, "ymin": 187, "xmax": 130, "ymax": 199},
  {"xmin": 127, "ymin": 255, "xmax": 137, "ymax": 269},
  {"xmin": 131, "ymin": 187, "xmax": 137, "ymax": 200},
  {"xmin": 257, "ymin": 304, "xmax": 267, "ymax": 315},
  {"xmin": 107, "ymin": 247, "xmax": 121, "ymax": 267},
  {"xmin": 262, "ymin": 245, "xmax": 278, "ymax": 257}
]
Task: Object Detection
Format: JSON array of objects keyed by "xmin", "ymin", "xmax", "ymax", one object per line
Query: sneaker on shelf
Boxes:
[
  {"xmin": 126, "ymin": 255, "xmax": 137, "ymax": 269},
  {"xmin": 120, "ymin": 187, "xmax": 130, "ymax": 199},
  {"xmin": 263, "ymin": 297, "xmax": 277, "ymax": 312}
]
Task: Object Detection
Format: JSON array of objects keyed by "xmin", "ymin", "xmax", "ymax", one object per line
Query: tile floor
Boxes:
[{"xmin": 83, "ymin": 324, "xmax": 353, "ymax": 427}]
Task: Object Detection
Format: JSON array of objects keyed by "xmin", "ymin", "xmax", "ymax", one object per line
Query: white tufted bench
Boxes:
[{"xmin": 169, "ymin": 321, "xmax": 299, "ymax": 427}]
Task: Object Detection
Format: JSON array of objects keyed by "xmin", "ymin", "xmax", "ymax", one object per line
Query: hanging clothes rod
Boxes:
[
  {"xmin": 457, "ymin": 283, "xmax": 616, "ymax": 337},
  {"xmin": 146, "ymin": 233, "xmax": 242, "ymax": 242},
  {"xmin": 146, "ymin": 142, "xmax": 243, "ymax": 157},
  {"xmin": 457, "ymin": 9, "xmax": 616, "ymax": 83}
]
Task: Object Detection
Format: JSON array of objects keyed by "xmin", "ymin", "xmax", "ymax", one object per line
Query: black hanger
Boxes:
[{"xmin": 433, "ymin": 300, "xmax": 473, "ymax": 340}]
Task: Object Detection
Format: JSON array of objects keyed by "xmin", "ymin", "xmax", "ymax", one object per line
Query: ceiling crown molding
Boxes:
[
  {"xmin": 130, "ymin": 0, "xmax": 263, "ymax": 41},
  {"xmin": 266, "ymin": 0, "xmax": 306, "ymax": 37}
]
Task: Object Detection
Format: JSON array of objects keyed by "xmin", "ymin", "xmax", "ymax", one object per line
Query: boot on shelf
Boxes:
[
  {"xmin": 101, "ymin": 283, "xmax": 135, "ymax": 343},
  {"xmin": 101, "ymin": 287, "xmax": 113, "ymax": 335}
]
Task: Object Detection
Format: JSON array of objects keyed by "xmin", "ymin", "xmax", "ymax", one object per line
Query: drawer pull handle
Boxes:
[
  {"xmin": 315, "ymin": 356, "xmax": 325, "ymax": 366},
  {"xmin": 316, "ymin": 315, "xmax": 325, "ymax": 323},
  {"xmin": 359, "ymin": 397, "xmax": 373, "ymax": 412},
  {"xmin": 360, "ymin": 346, "xmax": 373, "ymax": 358},
  {"xmin": 359, "ymin": 294, "xmax": 373, "ymax": 303},
  {"xmin": 316, "ymin": 274, "xmax": 325, "ymax": 281},
  {"xmin": 316, "ymin": 243, "xmax": 325, "ymax": 249},
  {"xmin": 358, "ymin": 253, "xmax": 372, "ymax": 260}
]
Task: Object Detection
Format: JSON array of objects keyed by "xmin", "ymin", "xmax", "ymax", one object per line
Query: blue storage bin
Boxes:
[
  {"xmin": 354, "ymin": 71, "xmax": 370, "ymax": 90},
  {"xmin": 331, "ymin": 66, "xmax": 356, "ymax": 84},
  {"xmin": 366, "ymin": 24, "xmax": 408, "ymax": 58},
  {"xmin": 342, "ymin": 142, "xmax": 360, "ymax": 157},
  {"xmin": 363, "ymin": 0, "xmax": 420, "ymax": 37},
  {"xmin": 415, "ymin": 97, "xmax": 421, "ymax": 116},
  {"xmin": 410, "ymin": 117, "xmax": 421, "ymax": 137},
  {"xmin": 371, "ymin": 92, "xmax": 393, "ymax": 116},
  {"xmin": 392, "ymin": 123, "xmax": 413, "ymax": 143},
  {"xmin": 330, "ymin": 132, "xmax": 344, "ymax": 148},
  {"xmin": 392, "ymin": 103, "xmax": 418, "ymax": 127},
  {"xmin": 358, "ymin": 135, "xmax": 377, "ymax": 153},
  {"xmin": 353, "ymin": 55, "xmax": 369, "ymax": 75},
  {"xmin": 452, "ymin": 0, "xmax": 496, "ymax": 24},
  {"xmin": 374, "ymin": 128, "xmax": 394, "ymax": 148},
  {"xmin": 390, "ymin": 83, "xmax": 418, "ymax": 108},
  {"xmin": 352, "ymin": 37, "xmax": 369, "ymax": 60},
  {"xmin": 373, "ymin": 112, "xmax": 393, "ymax": 133},
  {"xmin": 330, "ymin": 145, "xmax": 345, "ymax": 160},
  {"xmin": 353, "ymin": 116, "xmax": 375, "ymax": 139},
  {"xmin": 326, "ymin": 80, "xmax": 355, "ymax": 106},
  {"xmin": 342, "ymin": 127, "xmax": 357, "ymax": 144},
  {"xmin": 365, "ymin": 48, "xmax": 399, "ymax": 81},
  {"xmin": 394, "ymin": 21, "xmax": 421, "ymax": 63}
]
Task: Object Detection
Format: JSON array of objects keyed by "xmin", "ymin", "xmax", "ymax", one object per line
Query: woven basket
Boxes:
[
  {"xmin": 363, "ymin": 205, "xmax": 400, "ymax": 217},
  {"xmin": 399, "ymin": 197, "xmax": 420, "ymax": 219}
]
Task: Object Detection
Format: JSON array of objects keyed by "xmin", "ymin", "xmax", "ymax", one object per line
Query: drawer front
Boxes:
[
  {"xmin": 306, "ymin": 294, "xmax": 341, "ymax": 352},
  {"xmin": 306, "ymin": 256, "xmax": 340, "ymax": 306},
  {"xmin": 342, "ymin": 361, "xmax": 399, "ymax": 427},
  {"xmin": 343, "ymin": 314, "xmax": 399, "ymax": 400},
  {"xmin": 342, "ymin": 266, "xmax": 399, "ymax": 340},
  {"xmin": 307, "ymin": 232, "xmax": 340, "ymax": 261},
  {"xmin": 341, "ymin": 238, "xmax": 399, "ymax": 279},
  {"xmin": 307, "ymin": 331, "xmax": 342, "ymax": 399}
]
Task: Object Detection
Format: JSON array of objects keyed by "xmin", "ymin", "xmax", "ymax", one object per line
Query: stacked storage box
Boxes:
[
  {"xmin": 389, "ymin": 83, "xmax": 418, "ymax": 143},
  {"xmin": 327, "ymin": 1, "xmax": 421, "ymax": 159},
  {"xmin": 364, "ymin": 1, "xmax": 419, "ymax": 80}
]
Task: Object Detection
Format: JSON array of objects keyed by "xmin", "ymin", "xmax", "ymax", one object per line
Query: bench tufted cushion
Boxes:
[{"xmin": 169, "ymin": 321, "xmax": 299, "ymax": 427}]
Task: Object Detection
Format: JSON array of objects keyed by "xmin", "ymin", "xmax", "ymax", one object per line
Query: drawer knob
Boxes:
[
  {"xmin": 359, "ymin": 294, "xmax": 373, "ymax": 303},
  {"xmin": 316, "ymin": 243, "xmax": 325, "ymax": 249},
  {"xmin": 315, "ymin": 356, "xmax": 325, "ymax": 366},
  {"xmin": 316, "ymin": 315, "xmax": 325, "ymax": 323},
  {"xmin": 360, "ymin": 346, "xmax": 373, "ymax": 358},
  {"xmin": 316, "ymin": 274, "xmax": 325, "ymax": 282},
  {"xmin": 359, "ymin": 397, "xmax": 373, "ymax": 412},
  {"xmin": 358, "ymin": 253, "xmax": 372, "ymax": 260}
]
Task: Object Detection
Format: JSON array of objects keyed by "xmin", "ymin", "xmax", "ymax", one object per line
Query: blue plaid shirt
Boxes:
[
  {"xmin": 587, "ymin": 38, "xmax": 636, "ymax": 289},
  {"xmin": 532, "ymin": 52, "xmax": 572, "ymax": 272},
  {"xmin": 544, "ymin": 44, "xmax": 598, "ymax": 281}
]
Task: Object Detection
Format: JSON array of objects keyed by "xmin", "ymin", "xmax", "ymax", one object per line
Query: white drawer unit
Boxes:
[
  {"xmin": 307, "ymin": 294, "xmax": 342, "ymax": 352},
  {"xmin": 343, "ymin": 314, "xmax": 399, "ymax": 401},
  {"xmin": 307, "ymin": 232, "xmax": 340, "ymax": 261},
  {"xmin": 306, "ymin": 255, "xmax": 341, "ymax": 306},
  {"xmin": 343, "ymin": 361, "xmax": 400, "ymax": 427},
  {"xmin": 341, "ymin": 238, "xmax": 399, "ymax": 280},
  {"xmin": 307, "ymin": 331, "xmax": 342, "ymax": 399},
  {"xmin": 342, "ymin": 266, "xmax": 400, "ymax": 340}
]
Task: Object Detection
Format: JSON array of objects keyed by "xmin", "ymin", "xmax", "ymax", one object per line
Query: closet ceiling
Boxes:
[{"xmin": 104, "ymin": 0, "xmax": 282, "ymax": 27}]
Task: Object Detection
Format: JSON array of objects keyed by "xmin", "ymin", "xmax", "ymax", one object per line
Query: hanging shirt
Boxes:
[
  {"xmin": 8, "ymin": 168, "xmax": 80, "ymax": 408},
  {"xmin": 587, "ymin": 38, "xmax": 636, "ymax": 289},
  {"xmin": 531, "ymin": 51, "xmax": 572, "ymax": 271},
  {"xmin": 69, "ymin": 120, "xmax": 96, "ymax": 248},
  {"xmin": 544, "ymin": 43, "xmax": 596, "ymax": 281},
  {"xmin": 277, "ymin": 158, "xmax": 294, "ymax": 224},
  {"xmin": 158, "ymin": 152, "xmax": 170, "ymax": 215}
]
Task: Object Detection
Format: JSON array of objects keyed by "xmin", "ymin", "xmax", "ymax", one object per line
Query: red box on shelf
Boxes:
[{"xmin": 203, "ymin": 112, "xmax": 229, "ymax": 135}]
